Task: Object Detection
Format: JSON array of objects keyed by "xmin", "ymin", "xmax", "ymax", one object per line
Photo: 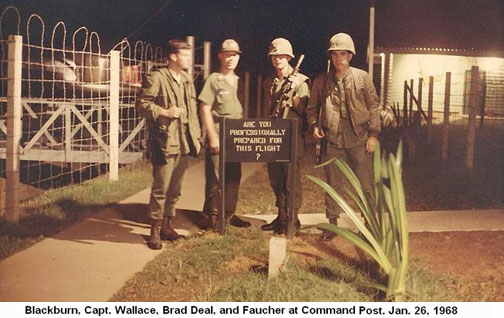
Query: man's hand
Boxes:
[
  {"xmin": 208, "ymin": 135, "xmax": 219, "ymax": 155},
  {"xmin": 195, "ymin": 140, "xmax": 201, "ymax": 155},
  {"xmin": 313, "ymin": 126, "xmax": 326, "ymax": 139},
  {"xmin": 161, "ymin": 107, "xmax": 185, "ymax": 119},
  {"xmin": 366, "ymin": 136, "xmax": 378, "ymax": 153},
  {"xmin": 288, "ymin": 73, "xmax": 304, "ymax": 90}
]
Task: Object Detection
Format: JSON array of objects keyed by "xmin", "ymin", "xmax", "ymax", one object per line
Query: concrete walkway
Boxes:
[
  {"xmin": 0, "ymin": 161, "xmax": 262, "ymax": 302},
  {"xmin": 1, "ymin": 161, "xmax": 504, "ymax": 301}
]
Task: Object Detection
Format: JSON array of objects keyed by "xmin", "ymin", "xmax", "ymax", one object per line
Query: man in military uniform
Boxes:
[
  {"xmin": 306, "ymin": 33, "xmax": 380, "ymax": 240},
  {"xmin": 260, "ymin": 38, "xmax": 310, "ymax": 235},
  {"xmin": 136, "ymin": 39, "xmax": 202, "ymax": 249},
  {"xmin": 199, "ymin": 39, "xmax": 251, "ymax": 230}
]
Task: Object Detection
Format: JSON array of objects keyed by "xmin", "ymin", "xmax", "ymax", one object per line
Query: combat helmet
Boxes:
[
  {"xmin": 327, "ymin": 33, "xmax": 356, "ymax": 55},
  {"xmin": 220, "ymin": 39, "xmax": 242, "ymax": 53},
  {"xmin": 268, "ymin": 38, "xmax": 294, "ymax": 58}
]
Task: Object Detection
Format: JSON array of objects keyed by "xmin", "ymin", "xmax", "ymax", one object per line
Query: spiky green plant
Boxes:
[{"xmin": 307, "ymin": 141, "xmax": 408, "ymax": 301}]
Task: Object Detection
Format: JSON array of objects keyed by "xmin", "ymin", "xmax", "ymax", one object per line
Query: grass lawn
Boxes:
[
  {"xmin": 0, "ymin": 160, "xmax": 155, "ymax": 260},
  {"xmin": 110, "ymin": 226, "xmax": 485, "ymax": 302}
]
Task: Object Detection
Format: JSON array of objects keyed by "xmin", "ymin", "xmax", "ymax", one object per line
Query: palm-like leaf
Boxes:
[
  {"xmin": 309, "ymin": 141, "xmax": 408, "ymax": 301},
  {"xmin": 306, "ymin": 175, "xmax": 392, "ymax": 273}
]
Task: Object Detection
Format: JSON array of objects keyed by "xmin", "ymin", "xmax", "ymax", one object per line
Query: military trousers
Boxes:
[
  {"xmin": 267, "ymin": 158, "xmax": 302, "ymax": 216},
  {"xmin": 203, "ymin": 149, "xmax": 242, "ymax": 217},
  {"xmin": 323, "ymin": 141, "xmax": 376, "ymax": 219},
  {"xmin": 149, "ymin": 153, "xmax": 190, "ymax": 220}
]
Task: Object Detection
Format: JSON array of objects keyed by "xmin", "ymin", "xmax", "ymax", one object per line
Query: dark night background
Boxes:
[{"xmin": 2, "ymin": 0, "xmax": 504, "ymax": 75}]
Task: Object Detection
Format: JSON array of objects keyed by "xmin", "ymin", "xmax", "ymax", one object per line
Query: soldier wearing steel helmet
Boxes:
[
  {"xmin": 306, "ymin": 33, "xmax": 380, "ymax": 240},
  {"xmin": 199, "ymin": 39, "xmax": 251, "ymax": 230},
  {"xmin": 261, "ymin": 38, "xmax": 310, "ymax": 235}
]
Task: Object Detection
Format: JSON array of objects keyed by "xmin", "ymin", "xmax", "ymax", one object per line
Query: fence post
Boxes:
[
  {"xmin": 427, "ymin": 76, "xmax": 434, "ymax": 145},
  {"xmin": 243, "ymin": 71, "xmax": 250, "ymax": 118},
  {"xmin": 186, "ymin": 35, "xmax": 195, "ymax": 79},
  {"xmin": 5, "ymin": 35, "xmax": 23, "ymax": 222},
  {"xmin": 441, "ymin": 72, "xmax": 451, "ymax": 161},
  {"xmin": 203, "ymin": 41, "xmax": 211, "ymax": 79},
  {"xmin": 465, "ymin": 66, "xmax": 479, "ymax": 171},
  {"xmin": 480, "ymin": 71, "xmax": 486, "ymax": 129},
  {"xmin": 409, "ymin": 79, "xmax": 414, "ymax": 125},
  {"xmin": 403, "ymin": 81, "xmax": 408, "ymax": 131},
  {"xmin": 417, "ymin": 77, "xmax": 423, "ymax": 114},
  {"xmin": 409, "ymin": 111, "xmax": 421, "ymax": 162},
  {"xmin": 109, "ymin": 51, "xmax": 120, "ymax": 181},
  {"xmin": 407, "ymin": 78, "xmax": 422, "ymax": 162},
  {"xmin": 65, "ymin": 101, "xmax": 71, "ymax": 162},
  {"xmin": 256, "ymin": 74, "xmax": 263, "ymax": 118},
  {"xmin": 383, "ymin": 53, "xmax": 390, "ymax": 108}
]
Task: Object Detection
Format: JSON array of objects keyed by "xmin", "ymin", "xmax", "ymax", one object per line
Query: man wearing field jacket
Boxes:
[
  {"xmin": 136, "ymin": 39, "xmax": 201, "ymax": 249},
  {"xmin": 306, "ymin": 33, "xmax": 380, "ymax": 240}
]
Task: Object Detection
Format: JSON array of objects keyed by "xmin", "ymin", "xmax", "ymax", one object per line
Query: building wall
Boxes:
[{"xmin": 386, "ymin": 53, "xmax": 504, "ymax": 118}]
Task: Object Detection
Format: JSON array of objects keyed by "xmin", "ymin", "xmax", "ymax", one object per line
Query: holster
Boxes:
[
  {"xmin": 316, "ymin": 137, "xmax": 327, "ymax": 165},
  {"xmin": 149, "ymin": 137, "xmax": 168, "ymax": 165},
  {"xmin": 149, "ymin": 122, "xmax": 169, "ymax": 165}
]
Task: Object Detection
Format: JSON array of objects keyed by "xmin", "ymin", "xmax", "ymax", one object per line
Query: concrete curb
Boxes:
[{"xmin": 246, "ymin": 209, "xmax": 504, "ymax": 232}]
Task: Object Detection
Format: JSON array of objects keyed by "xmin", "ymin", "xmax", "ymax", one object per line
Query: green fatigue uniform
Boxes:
[
  {"xmin": 199, "ymin": 72, "xmax": 243, "ymax": 218},
  {"xmin": 306, "ymin": 67, "xmax": 380, "ymax": 219},
  {"xmin": 262, "ymin": 73, "xmax": 310, "ymax": 216},
  {"xmin": 136, "ymin": 67, "xmax": 201, "ymax": 220}
]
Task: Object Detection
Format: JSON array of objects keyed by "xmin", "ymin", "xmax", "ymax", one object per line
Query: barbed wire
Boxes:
[{"xmin": 0, "ymin": 5, "xmax": 166, "ymax": 199}]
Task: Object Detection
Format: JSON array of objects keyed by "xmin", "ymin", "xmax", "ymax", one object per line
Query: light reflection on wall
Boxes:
[{"xmin": 388, "ymin": 53, "xmax": 504, "ymax": 115}]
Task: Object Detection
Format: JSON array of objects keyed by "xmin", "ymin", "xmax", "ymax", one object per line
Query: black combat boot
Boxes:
[
  {"xmin": 261, "ymin": 216, "xmax": 280, "ymax": 231},
  {"xmin": 261, "ymin": 217, "xmax": 280, "ymax": 231},
  {"xmin": 273, "ymin": 217, "xmax": 301, "ymax": 235},
  {"xmin": 273, "ymin": 218, "xmax": 287, "ymax": 235},
  {"xmin": 229, "ymin": 215, "xmax": 251, "ymax": 228},
  {"xmin": 148, "ymin": 219, "xmax": 162, "ymax": 250},
  {"xmin": 161, "ymin": 216, "xmax": 185, "ymax": 241},
  {"xmin": 261, "ymin": 207, "xmax": 286, "ymax": 231},
  {"xmin": 321, "ymin": 217, "xmax": 338, "ymax": 240}
]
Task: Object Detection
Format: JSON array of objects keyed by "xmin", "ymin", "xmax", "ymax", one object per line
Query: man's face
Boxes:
[
  {"xmin": 331, "ymin": 50, "xmax": 352, "ymax": 72},
  {"xmin": 218, "ymin": 51, "xmax": 240, "ymax": 71},
  {"xmin": 170, "ymin": 48, "xmax": 192, "ymax": 70},
  {"xmin": 271, "ymin": 54, "xmax": 292, "ymax": 71}
]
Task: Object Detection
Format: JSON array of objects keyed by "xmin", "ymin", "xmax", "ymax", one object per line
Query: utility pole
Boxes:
[{"xmin": 368, "ymin": 0, "xmax": 375, "ymax": 79}]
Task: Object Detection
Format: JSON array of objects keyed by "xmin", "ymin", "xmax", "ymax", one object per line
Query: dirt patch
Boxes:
[
  {"xmin": 409, "ymin": 231, "xmax": 504, "ymax": 301},
  {"xmin": 409, "ymin": 231, "xmax": 504, "ymax": 279},
  {"xmin": 224, "ymin": 254, "xmax": 266, "ymax": 274},
  {"xmin": 290, "ymin": 235, "xmax": 360, "ymax": 261},
  {"xmin": 286, "ymin": 231, "xmax": 504, "ymax": 301}
]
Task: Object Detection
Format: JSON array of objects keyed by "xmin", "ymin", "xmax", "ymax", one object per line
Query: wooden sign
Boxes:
[
  {"xmin": 218, "ymin": 117, "xmax": 298, "ymax": 238},
  {"xmin": 223, "ymin": 119, "xmax": 292, "ymax": 162}
]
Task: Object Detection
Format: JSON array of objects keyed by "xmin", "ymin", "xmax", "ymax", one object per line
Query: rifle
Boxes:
[
  {"xmin": 270, "ymin": 54, "xmax": 305, "ymax": 119},
  {"xmin": 315, "ymin": 62, "xmax": 330, "ymax": 164},
  {"xmin": 315, "ymin": 107, "xmax": 326, "ymax": 165}
]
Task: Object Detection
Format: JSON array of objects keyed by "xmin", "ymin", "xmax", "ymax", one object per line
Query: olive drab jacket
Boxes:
[
  {"xmin": 306, "ymin": 67, "xmax": 380, "ymax": 142},
  {"xmin": 136, "ymin": 67, "xmax": 201, "ymax": 160}
]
